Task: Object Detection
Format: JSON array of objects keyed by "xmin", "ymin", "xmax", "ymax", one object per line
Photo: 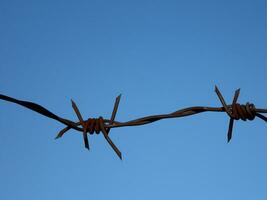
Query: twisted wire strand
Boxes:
[{"xmin": 1, "ymin": 86, "xmax": 267, "ymax": 159}]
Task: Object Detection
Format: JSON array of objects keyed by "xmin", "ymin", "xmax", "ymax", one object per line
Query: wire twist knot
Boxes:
[
  {"xmin": 84, "ymin": 117, "xmax": 105, "ymax": 134},
  {"xmin": 230, "ymin": 103, "xmax": 256, "ymax": 121}
]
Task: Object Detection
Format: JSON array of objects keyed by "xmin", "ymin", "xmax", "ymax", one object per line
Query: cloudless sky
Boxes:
[{"xmin": 1, "ymin": 0, "xmax": 267, "ymax": 199}]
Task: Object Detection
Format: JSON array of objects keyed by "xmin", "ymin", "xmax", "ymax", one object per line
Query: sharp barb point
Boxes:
[
  {"xmin": 227, "ymin": 118, "xmax": 234, "ymax": 143},
  {"xmin": 71, "ymin": 99, "xmax": 75, "ymax": 105},
  {"xmin": 227, "ymin": 133, "xmax": 232, "ymax": 142}
]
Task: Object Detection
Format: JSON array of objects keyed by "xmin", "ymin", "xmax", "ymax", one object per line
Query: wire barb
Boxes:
[
  {"xmin": 214, "ymin": 86, "xmax": 262, "ymax": 142},
  {"xmin": 1, "ymin": 86, "xmax": 267, "ymax": 159},
  {"xmin": 71, "ymin": 99, "xmax": 90, "ymax": 150},
  {"xmin": 68, "ymin": 98, "xmax": 122, "ymax": 159}
]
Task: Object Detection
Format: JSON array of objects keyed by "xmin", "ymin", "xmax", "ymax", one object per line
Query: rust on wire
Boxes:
[{"xmin": 0, "ymin": 86, "xmax": 267, "ymax": 160}]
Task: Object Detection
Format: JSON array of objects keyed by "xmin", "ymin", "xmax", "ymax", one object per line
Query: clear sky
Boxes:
[{"xmin": 1, "ymin": 0, "xmax": 267, "ymax": 199}]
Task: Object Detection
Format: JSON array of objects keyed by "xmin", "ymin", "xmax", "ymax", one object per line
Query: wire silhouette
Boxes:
[{"xmin": 1, "ymin": 86, "xmax": 267, "ymax": 159}]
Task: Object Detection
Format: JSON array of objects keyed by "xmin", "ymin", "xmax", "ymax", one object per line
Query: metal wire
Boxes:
[{"xmin": 1, "ymin": 86, "xmax": 267, "ymax": 160}]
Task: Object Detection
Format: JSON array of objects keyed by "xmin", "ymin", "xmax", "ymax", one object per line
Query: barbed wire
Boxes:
[{"xmin": 1, "ymin": 86, "xmax": 267, "ymax": 159}]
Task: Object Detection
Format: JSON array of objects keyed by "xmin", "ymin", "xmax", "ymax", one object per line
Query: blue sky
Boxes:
[{"xmin": 1, "ymin": 0, "xmax": 267, "ymax": 199}]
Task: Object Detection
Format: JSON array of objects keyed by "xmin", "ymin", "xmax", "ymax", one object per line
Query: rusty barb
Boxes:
[{"xmin": 0, "ymin": 86, "xmax": 267, "ymax": 160}]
